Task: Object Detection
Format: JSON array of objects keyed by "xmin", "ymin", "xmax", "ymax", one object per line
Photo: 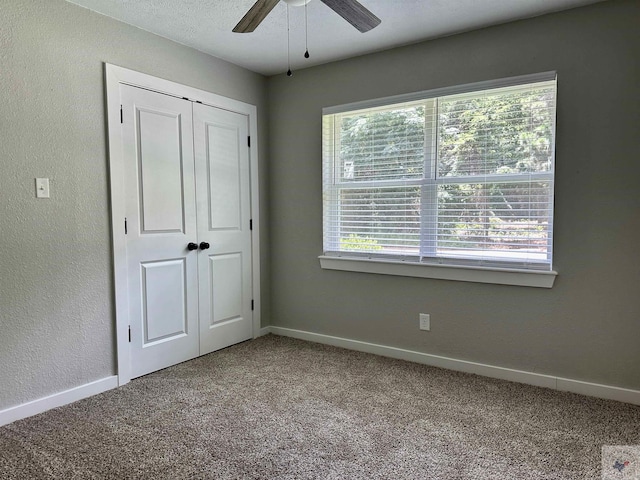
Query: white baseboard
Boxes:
[
  {"xmin": 257, "ymin": 327, "xmax": 271, "ymax": 338},
  {"xmin": 267, "ymin": 326, "xmax": 640, "ymax": 406},
  {"xmin": 555, "ymin": 378, "xmax": 640, "ymax": 406},
  {"xmin": 0, "ymin": 376, "xmax": 118, "ymax": 427}
]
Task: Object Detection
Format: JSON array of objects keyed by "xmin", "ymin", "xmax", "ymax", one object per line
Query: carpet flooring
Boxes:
[{"xmin": 1, "ymin": 334, "xmax": 639, "ymax": 479}]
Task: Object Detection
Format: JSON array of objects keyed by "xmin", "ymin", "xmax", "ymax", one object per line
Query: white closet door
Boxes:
[
  {"xmin": 121, "ymin": 85, "xmax": 199, "ymax": 378},
  {"xmin": 193, "ymin": 103, "xmax": 253, "ymax": 355}
]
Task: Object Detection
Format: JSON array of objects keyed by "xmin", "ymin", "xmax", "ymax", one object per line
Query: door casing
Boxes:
[{"xmin": 105, "ymin": 64, "xmax": 261, "ymax": 386}]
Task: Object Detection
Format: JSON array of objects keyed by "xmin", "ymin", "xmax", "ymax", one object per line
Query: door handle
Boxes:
[
  {"xmin": 187, "ymin": 242, "xmax": 199, "ymax": 251},
  {"xmin": 199, "ymin": 242, "xmax": 210, "ymax": 250}
]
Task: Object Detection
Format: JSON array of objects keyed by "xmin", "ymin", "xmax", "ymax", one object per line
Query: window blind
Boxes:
[{"xmin": 323, "ymin": 75, "xmax": 557, "ymax": 271}]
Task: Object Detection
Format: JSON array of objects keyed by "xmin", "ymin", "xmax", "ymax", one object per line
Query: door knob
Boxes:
[
  {"xmin": 187, "ymin": 242, "xmax": 198, "ymax": 251},
  {"xmin": 199, "ymin": 242, "xmax": 210, "ymax": 250}
]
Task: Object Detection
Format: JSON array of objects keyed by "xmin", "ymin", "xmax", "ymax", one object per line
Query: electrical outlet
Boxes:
[{"xmin": 419, "ymin": 313, "xmax": 430, "ymax": 331}]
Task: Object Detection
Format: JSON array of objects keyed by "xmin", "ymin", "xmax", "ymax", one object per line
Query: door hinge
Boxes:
[
  {"xmin": 124, "ymin": 217, "xmax": 128, "ymax": 234},
  {"xmin": 247, "ymin": 136, "xmax": 251, "ymax": 148},
  {"xmin": 128, "ymin": 326, "xmax": 131, "ymax": 343},
  {"xmin": 120, "ymin": 105, "xmax": 123, "ymax": 124},
  {"xmin": 250, "ymin": 219, "xmax": 253, "ymax": 230},
  {"xmin": 251, "ymin": 300, "xmax": 254, "ymax": 311}
]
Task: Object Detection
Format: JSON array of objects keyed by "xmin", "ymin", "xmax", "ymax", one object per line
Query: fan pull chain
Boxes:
[
  {"xmin": 304, "ymin": 0, "xmax": 310, "ymax": 59},
  {"xmin": 287, "ymin": 4, "xmax": 293, "ymax": 76}
]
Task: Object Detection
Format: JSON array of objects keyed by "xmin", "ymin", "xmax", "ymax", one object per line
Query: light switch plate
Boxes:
[{"xmin": 35, "ymin": 178, "xmax": 50, "ymax": 198}]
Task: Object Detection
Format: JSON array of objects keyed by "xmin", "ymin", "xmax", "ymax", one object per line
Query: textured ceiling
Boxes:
[{"xmin": 65, "ymin": 0, "xmax": 606, "ymax": 76}]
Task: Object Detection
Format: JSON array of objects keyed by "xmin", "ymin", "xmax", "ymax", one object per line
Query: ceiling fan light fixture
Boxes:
[{"xmin": 282, "ymin": 0, "xmax": 311, "ymax": 6}]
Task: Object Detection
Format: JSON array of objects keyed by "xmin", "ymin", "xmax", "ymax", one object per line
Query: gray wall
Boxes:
[
  {"xmin": 267, "ymin": 0, "xmax": 640, "ymax": 390},
  {"xmin": 0, "ymin": 0, "xmax": 270, "ymax": 410}
]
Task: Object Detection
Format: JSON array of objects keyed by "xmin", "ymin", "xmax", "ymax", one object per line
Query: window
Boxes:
[{"xmin": 321, "ymin": 73, "xmax": 557, "ymax": 286}]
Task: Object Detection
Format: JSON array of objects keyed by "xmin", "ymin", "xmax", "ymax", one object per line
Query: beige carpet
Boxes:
[{"xmin": 1, "ymin": 334, "xmax": 639, "ymax": 479}]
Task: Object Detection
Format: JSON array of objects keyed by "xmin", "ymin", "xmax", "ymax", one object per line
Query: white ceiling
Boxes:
[{"xmin": 65, "ymin": 0, "xmax": 606, "ymax": 76}]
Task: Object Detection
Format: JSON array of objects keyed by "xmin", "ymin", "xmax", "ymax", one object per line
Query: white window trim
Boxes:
[
  {"xmin": 323, "ymin": 71, "xmax": 557, "ymax": 115},
  {"xmin": 321, "ymin": 72, "xmax": 558, "ymax": 288},
  {"xmin": 319, "ymin": 256, "xmax": 557, "ymax": 288}
]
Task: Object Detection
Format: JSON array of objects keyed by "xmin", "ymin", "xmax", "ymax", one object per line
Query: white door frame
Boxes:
[{"xmin": 105, "ymin": 64, "xmax": 261, "ymax": 386}]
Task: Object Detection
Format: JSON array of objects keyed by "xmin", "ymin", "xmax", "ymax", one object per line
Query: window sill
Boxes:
[{"xmin": 318, "ymin": 256, "xmax": 557, "ymax": 288}]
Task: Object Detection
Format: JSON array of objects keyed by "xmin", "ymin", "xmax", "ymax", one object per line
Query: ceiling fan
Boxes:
[{"xmin": 233, "ymin": 0, "xmax": 381, "ymax": 34}]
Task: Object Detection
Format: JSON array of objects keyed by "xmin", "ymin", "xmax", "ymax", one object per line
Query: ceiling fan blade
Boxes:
[
  {"xmin": 319, "ymin": 0, "xmax": 381, "ymax": 33},
  {"xmin": 233, "ymin": 0, "xmax": 281, "ymax": 33}
]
